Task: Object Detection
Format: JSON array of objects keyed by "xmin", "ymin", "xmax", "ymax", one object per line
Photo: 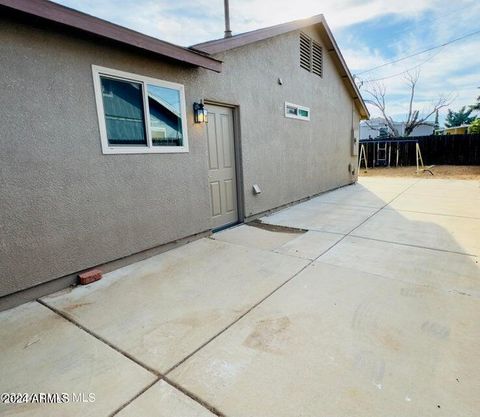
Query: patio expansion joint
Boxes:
[
  {"xmin": 346, "ymin": 234, "xmax": 478, "ymax": 257},
  {"xmin": 314, "ymin": 178, "xmax": 424, "ymax": 253},
  {"xmin": 163, "ymin": 180, "xmax": 425, "ymax": 382},
  {"xmin": 107, "ymin": 376, "xmax": 228, "ymax": 417},
  {"xmin": 291, "ymin": 199, "xmax": 384, "ymax": 210},
  {"xmin": 162, "ymin": 260, "xmax": 315, "ymax": 376},
  {"xmin": 208, "ymin": 237, "xmax": 309, "ymax": 261},
  {"xmin": 383, "ymin": 206, "xmax": 480, "ymax": 220},
  {"xmin": 35, "ymin": 179, "xmax": 423, "ymax": 417},
  {"xmin": 163, "ymin": 376, "xmax": 228, "ymax": 417},
  {"xmin": 108, "ymin": 377, "xmax": 162, "ymax": 417},
  {"xmin": 314, "ymin": 258, "xmax": 477, "ymax": 299},
  {"xmin": 36, "ymin": 299, "xmax": 161, "ymax": 377},
  {"xmin": 162, "ymin": 239, "xmax": 345, "ymax": 377},
  {"xmin": 37, "ymin": 299, "xmax": 228, "ymax": 417}
]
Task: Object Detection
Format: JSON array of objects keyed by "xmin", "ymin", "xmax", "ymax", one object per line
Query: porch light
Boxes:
[{"xmin": 193, "ymin": 102, "xmax": 207, "ymax": 124}]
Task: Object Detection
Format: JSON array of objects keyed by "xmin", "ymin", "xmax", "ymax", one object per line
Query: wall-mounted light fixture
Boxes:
[{"xmin": 193, "ymin": 101, "xmax": 208, "ymax": 124}]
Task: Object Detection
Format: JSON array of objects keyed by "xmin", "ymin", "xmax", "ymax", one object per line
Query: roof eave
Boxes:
[
  {"xmin": 191, "ymin": 15, "xmax": 369, "ymax": 119},
  {"xmin": 319, "ymin": 16, "xmax": 369, "ymax": 119},
  {"xmin": 191, "ymin": 14, "xmax": 325, "ymax": 55},
  {"xmin": 0, "ymin": 0, "xmax": 222, "ymax": 72}
]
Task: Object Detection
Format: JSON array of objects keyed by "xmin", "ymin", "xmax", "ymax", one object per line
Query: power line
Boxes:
[
  {"xmin": 356, "ymin": 29, "xmax": 480, "ymax": 75},
  {"xmin": 360, "ymin": 49, "xmax": 443, "ymax": 83}
]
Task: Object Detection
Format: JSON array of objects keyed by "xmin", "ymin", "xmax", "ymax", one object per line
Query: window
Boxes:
[
  {"xmin": 299, "ymin": 33, "xmax": 323, "ymax": 77},
  {"xmin": 92, "ymin": 65, "xmax": 189, "ymax": 154},
  {"xmin": 285, "ymin": 102, "xmax": 310, "ymax": 121}
]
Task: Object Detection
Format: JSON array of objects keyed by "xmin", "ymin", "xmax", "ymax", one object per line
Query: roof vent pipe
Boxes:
[{"xmin": 224, "ymin": 0, "xmax": 232, "ymax": 38}]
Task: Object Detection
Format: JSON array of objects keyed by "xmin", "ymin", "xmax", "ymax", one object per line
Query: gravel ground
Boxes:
[{"xmin": 359, "ymin": 165, "xmax": 480, "ymax": 180}]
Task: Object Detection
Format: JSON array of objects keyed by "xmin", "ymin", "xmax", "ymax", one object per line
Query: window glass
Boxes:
[
  {"xmin": 93, "ymin": 66, "xmax": 189, "ymax": 154},
  {"xmin": 100, "ymin": 77, "xmax": 147, "ymax": 146},
  {"xmin": 285, "ymin": 102, "xmax": 310, "ymax": 121},
  {"xmin": 147, "ymin": 84, "xmax": 183, "ymax": 146},
  {"xmin": 286, "ymin": 105, "xmax": 298, "ymax": 116}
]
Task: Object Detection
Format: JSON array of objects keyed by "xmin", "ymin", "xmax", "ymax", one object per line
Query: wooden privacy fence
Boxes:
[{"xmin": 359, "ymin": 134, "xmax": 480, "ymax": 168}]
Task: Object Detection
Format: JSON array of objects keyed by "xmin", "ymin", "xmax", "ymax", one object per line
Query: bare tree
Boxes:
[
  {"xmin": 362, "ymin": 71, "xmax": 451, "ymax": 137},
  {"xmin": 363, "ymin": 81, "xmax": 400, "ymax": 136}
]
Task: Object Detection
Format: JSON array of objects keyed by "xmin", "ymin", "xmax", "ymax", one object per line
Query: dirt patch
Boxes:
[
  {"xmin": 243, "ymin": 317, "xmax": 291, "ymax": 354},
  {"xmin": 359, "ymin": 165, "xmax": 480, "ymax": 180},
  {"xmin": 249, "ymin": 220, "xmax": 306, "ymax": 234},
  {"xmin": 63, "ymin": 302, "xmax": 92, "ymax": 312}
]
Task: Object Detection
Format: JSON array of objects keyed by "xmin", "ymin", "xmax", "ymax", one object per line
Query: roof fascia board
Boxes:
[
  {"xmin": 319, "ymin": 16, "xmax": 369, "ymax": 119},
  {"xmin": 191, "ymin": 15, "xmax": 325, "ymax": 55},
  {"xmin": 0, "ymin": 0, "xmax": 222, "ymax": 72},
  {"xmin": 192, "ymin": 15, "xmax": 369, "ymax": 118}
]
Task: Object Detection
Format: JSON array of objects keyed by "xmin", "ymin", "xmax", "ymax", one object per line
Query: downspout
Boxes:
[{"xmin": 351, "ymin": 99, "xmax": 359, "ymax": 180}]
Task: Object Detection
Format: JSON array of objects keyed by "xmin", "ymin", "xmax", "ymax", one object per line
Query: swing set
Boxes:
[{"xmin": 358, "ymin": 139, "xmax": 434, "ymax": 175}]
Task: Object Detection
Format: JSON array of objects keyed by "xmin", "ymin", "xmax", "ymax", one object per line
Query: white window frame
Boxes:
[
  {"xmin": 92, "ymin": 65, "xmax": 189, "ymax": 154},
  {"xmin": 284, "ymin": 102, "xmax": 310, "ymax": 121}
]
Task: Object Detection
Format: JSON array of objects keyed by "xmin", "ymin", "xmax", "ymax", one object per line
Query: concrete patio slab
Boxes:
[
  {"xmin": 212, "ymin": 224, "xmax": 302, "ymax": 251},
  {"xmin": 357, "ymin": 177, "xmax": 420, "ymax": 192},
  {"xmin": 41, "ymin": 238, "xmax": 308, "ymax": 374},
  {"xmin": 388, "ymin": 191, "xmax": 480, "ymax": 218},
  {"xmin": 213, "ymin": 224, "xmax": 343, "ymax": 260},
  {"xmin": 4, "ymin": 177, "xmax": 479, "ymax": 417},
  {"xmin": 274, "ymin": 230, "xmax": 343, "ymax": 260},
  {"xmin": 116, "ymin": 381, "xmax": 215, "ymax": 417},
  {"xmin": 261, "ymin": 201, "xmax": 377, "ymax": 234},
  {"xmin": 358, "ymin": 176, "xmax": 420, "ymax": 186},
  {"xmin": 311, "ymin": 188, "xmax": 400, "ymax": 208},
  {"xmin": 319, "ymin": 236, "xmax": 480, "ymax": 297},
  {"xmin": 406, "ymin": 178, "xmax": 480, "ymax": 197},
  {"xmin": 0, "ymin": 302, "xmax": 154, "ymax": 417},
  {"xmin": 352, "ymin": 209, "xmax": 480, "ymax": 255},
  {"xmin": 169, "ymin": 262, "xmax": 480, "ymax": 417}
]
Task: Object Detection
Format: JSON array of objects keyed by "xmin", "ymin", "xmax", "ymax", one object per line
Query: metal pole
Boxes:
[{"xmin": 224, "ymin": 0, "xmax": 232, "ymax": 38}]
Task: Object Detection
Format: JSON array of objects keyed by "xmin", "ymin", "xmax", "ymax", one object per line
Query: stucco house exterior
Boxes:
[
  {"xmin": 435, "ymin": 125, "xmax": 471, "ymax": 135},
  {"xmin": 0, "ymin": 0, "xmax": 369, "ymax": 309}
]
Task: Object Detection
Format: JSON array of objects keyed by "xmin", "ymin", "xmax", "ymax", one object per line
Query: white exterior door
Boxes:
[{"xmin": 206, "ymin": 104, "xmax": 238, "ymax": 229}]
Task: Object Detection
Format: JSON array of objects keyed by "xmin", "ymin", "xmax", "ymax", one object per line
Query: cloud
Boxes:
[
  {"xmin": 342, "ymin": 2, "xmax": 480, "ymax": 122},
  {"xmin": 54, "ymin": 0, "xmax": 480, "ymax": 123},
  {"xmin": 55, "ymin": 0, "xmax": 440, "ymax": 44}
]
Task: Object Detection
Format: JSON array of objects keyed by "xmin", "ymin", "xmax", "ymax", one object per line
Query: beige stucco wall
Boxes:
[
  {"xmin": 0, "ymin": 16, "xmax": 360, "ymax": 299},
  {"xmin": 196, "ymin": 26, "xmax": 360, "ymax": 216}
]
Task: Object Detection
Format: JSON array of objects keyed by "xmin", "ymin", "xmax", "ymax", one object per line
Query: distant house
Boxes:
[
  {"xmin": 0, "ymin": 0, "xmax": 369, "ymax": 307},
  {"xmin": 360, "ymin": 118, "xmax": 434, "ymax": 139},
  {"xmin": 435, "ymin": 125, "xmax": 471, "ymax": 135}
]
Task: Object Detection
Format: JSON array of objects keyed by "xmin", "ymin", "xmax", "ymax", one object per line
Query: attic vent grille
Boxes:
[
  {"xmin": 312, "ymin": 40, "xmax": 323, "ymax": 77},
  {"xmin": 299, "ymin": 33, "xmax": 323, "ymax": 78},
  {"xmin": 300, "ymin": 33, "xmax": 311, "ymax": 71}
]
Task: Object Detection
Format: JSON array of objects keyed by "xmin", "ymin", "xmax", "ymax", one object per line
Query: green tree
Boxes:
[
  {"xmin": 468, "ymin": 118, "xmax": 480, "ymax": 134},
  {"xmin": 444, "ymin": 106, "xmax": 476, "ymax": 127}
]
